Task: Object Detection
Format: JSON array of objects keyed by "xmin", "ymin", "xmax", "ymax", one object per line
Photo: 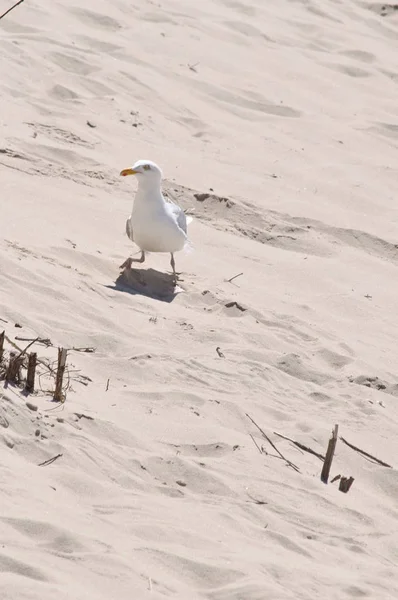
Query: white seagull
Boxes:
[{"xmin": 119, "ymin": 160, "xmax": 192, "ymax": 281}]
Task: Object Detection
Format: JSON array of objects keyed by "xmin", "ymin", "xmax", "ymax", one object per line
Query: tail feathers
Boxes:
[{"xmin": 183, "ymin": 238, "xmax": 194, "ymax": 254}]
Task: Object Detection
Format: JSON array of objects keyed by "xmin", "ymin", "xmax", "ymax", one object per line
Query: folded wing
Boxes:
[
  {"xmin": 125, "ymin": 216, "xmax": 134, "ymax": 242},
  {"xmin": 166, "ymin": 201, "xmax": 192, "ymax": 234}
]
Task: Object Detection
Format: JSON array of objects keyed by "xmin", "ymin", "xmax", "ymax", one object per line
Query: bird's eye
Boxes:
[{"xmin": 143, "ymin": 164, "xmax": 151, "ymax": 171}]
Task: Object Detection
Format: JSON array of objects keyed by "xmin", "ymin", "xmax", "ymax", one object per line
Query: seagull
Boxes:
[{"xmin": 119, "ymin": 160, "xmax": 192, "ymax": 281}]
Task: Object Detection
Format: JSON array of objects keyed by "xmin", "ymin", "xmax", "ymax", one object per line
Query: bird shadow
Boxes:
[{"xmin": 105, "ymin": 267, "xmax": 181, "ymax": 302}]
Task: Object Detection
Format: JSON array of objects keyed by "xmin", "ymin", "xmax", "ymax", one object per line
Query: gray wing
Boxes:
[
  {"xmin": 125, "ymin": 216, "xmax": 134, "ymax": 242},
  {"xmin": 168, "ymin": 202, "xmax": 188, "ymax": 234}
]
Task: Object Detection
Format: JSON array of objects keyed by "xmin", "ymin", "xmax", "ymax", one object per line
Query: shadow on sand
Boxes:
[{"xmin": 106, "ymin": 267, "xmax": 182, "ymax": 302}]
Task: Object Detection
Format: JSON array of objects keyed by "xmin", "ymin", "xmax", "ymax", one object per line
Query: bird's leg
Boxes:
[
  {"xmin": 120, "ymin": 251, "xmax": 145, "ymax": 270},
  {"xmin": 170, "ymin": 253, "xmax": 177, "ymax": 284},
  {"xmin": 169, "ymin": 253, "xmax": 183, "ymax": 285}
]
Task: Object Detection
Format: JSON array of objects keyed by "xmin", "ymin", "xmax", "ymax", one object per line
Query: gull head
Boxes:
[{"xmin": 120, "ymin": 160, "xmax": 163, "ymax": 186}]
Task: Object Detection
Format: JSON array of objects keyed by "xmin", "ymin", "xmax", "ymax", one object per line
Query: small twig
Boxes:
[
  {"xmin": 321, "ymin": 424, "xmax": 338, "ymax": 483},
  {"xmin": 74, "ymin": 412, "xmax": 94, "ymax": 421},
  {"xmin": 43, "ymin": 402, "xmax": 65, "ymax": 413},
  {"xmin": 15, "ymin": 336, "xmax": 52, "ymax": 347},
  {"xmin": 246, "ymin": 414, "xmax": 300, "ymax": 473},
  {"xmin": 250, "ymin": 433, "xmax": 263, "ymax": 454},
  {"xmin": 73, "ymin": 373, "xmax": 92, "ymax": 385},
  {"xmin": 226, "ymin": 272, "xmax": 243, "ymax": 284},
  {"xmin": 15, "ymin": 337, "xmax": 39, "ymax": 360},
  {"xmin": 273, "ymin": 431, "xmax": 325, "ymax": 462},
  {"xmin": 38, "ymin": 453, "xmax": 63, "ymax": 467},
  {"xmin": 216, "ymin": 347, "xmax": 225, "ymax": 358},
  {"xmin": 71, "ymin": 347, "xmax": 96, "ymax": 353},
  {"xmin": 331, "ymin": 474, "xmax": 341, "ymax": 483},
  {"xmin": 64, "ymin": 365, "xmax": 72, "ymax": 395},
  {"xmin": 106, "ymin": 378, "xmax": 110, "ymax": 392},
  {"xmin": 247, "ymin": 493, "xmax": 267, "ymax": 505},
  {"xmin": 340, "ymin": 437, "xmax": 392, "ymax": 468},
  {"xmin": 188, "ymin": 62, "xmax": 200, "ymax": 72},
  {"xmin": 0, "ymin": 318, "xmax": 8, "ymax": 324},
  {"xmin": 0, "ymin": 0, "xmax": 24, "ymax": 21}
]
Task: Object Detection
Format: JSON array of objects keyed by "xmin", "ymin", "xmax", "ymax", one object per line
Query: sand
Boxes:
[{"xmin": 1, "ymin": 1, "xmax": 398, "ymax": 598}]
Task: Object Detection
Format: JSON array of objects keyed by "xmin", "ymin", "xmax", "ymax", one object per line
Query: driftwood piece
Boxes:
[
  {"xmin": 53, "ymin": 348, "xmax": 67, "ymax": 402},
  {"xmin": 246, "ymin": 413, "xmax": 300, "ymax": 473},
  {"xmin": 273, "ymin": 431, "xmax": 325, "ymax": 462},
  {"xmin": 340, "ymin": 437, "xmax": 392, "ymax": 468},
  {"xmin": 321, "ymin": 424, "xmax": 338, "ymax": 483},
  {"xmin": 339, "ymin": 476, "xmax": 354, "ymax": 493},
  {"xmin": 25, "ymin": 352, "xmax": 37, "ymax": 393}
]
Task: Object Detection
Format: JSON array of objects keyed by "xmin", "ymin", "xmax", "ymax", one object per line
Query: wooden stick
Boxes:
[
  {"xmin": 339, "ymin": 476, "xmax": 354, "ymax": 493},
  {"xmin": 0, "ymin": 330, "xmax": 4, "ymax": 362},
  {"xmin": 0, "ymin": 0, "xmax": 24, "ymax": 21},
  {"xmin": 340, "ymin": 437, "xmax": 392, "ymax": 468},
  {"xmin": 321, "ymin": 424, "xmax": 338, "ymax": 483},
  {"xmin": 246, "ymin": 414, "xmax": 300, "ymax": 473},
  {"xmin": 53, "ymin": 348, "xmax": 67, "ymax": 402},
  {"xmin": 273, "ymin": 431, "xmax": 325, "ymax": 462},
  {"xmin": 25, "ymin": 352, "xmax": 37, "ymax": 393},
  {"xmin": 5, "ymin": 351, "xmax": 23, "ymax": 382}
]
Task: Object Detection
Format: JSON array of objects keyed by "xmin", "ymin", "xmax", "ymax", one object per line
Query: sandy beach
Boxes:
[{"xmin": 1, "ymin": 1, "xmax": 398, "ymax": 598}]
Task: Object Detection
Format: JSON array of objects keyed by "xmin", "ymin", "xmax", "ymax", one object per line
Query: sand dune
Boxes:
[{"xmin": 1, "ymin": 1, "xmax": 398, "ymax": 598}]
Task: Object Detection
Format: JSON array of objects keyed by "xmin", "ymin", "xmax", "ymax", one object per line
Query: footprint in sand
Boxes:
[
  {"xmin": 350, "ymin": 374, "xmax": 398, "ymax": 397},
  {"xmin": 49, "ymin": 84, "xmax": 80, "ymax": 101},
  {"xmin": 49, "ymin": 52, "xmax": 98, "ymax": 76},
  {"xmin": 67, "ymin": 7, "xmax": 122, "ymax": 31}
]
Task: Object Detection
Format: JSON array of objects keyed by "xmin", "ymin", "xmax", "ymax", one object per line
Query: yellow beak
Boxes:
[{"xmin": 120, "ymin": 168, "xmax": 137, "ymax": 177}]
